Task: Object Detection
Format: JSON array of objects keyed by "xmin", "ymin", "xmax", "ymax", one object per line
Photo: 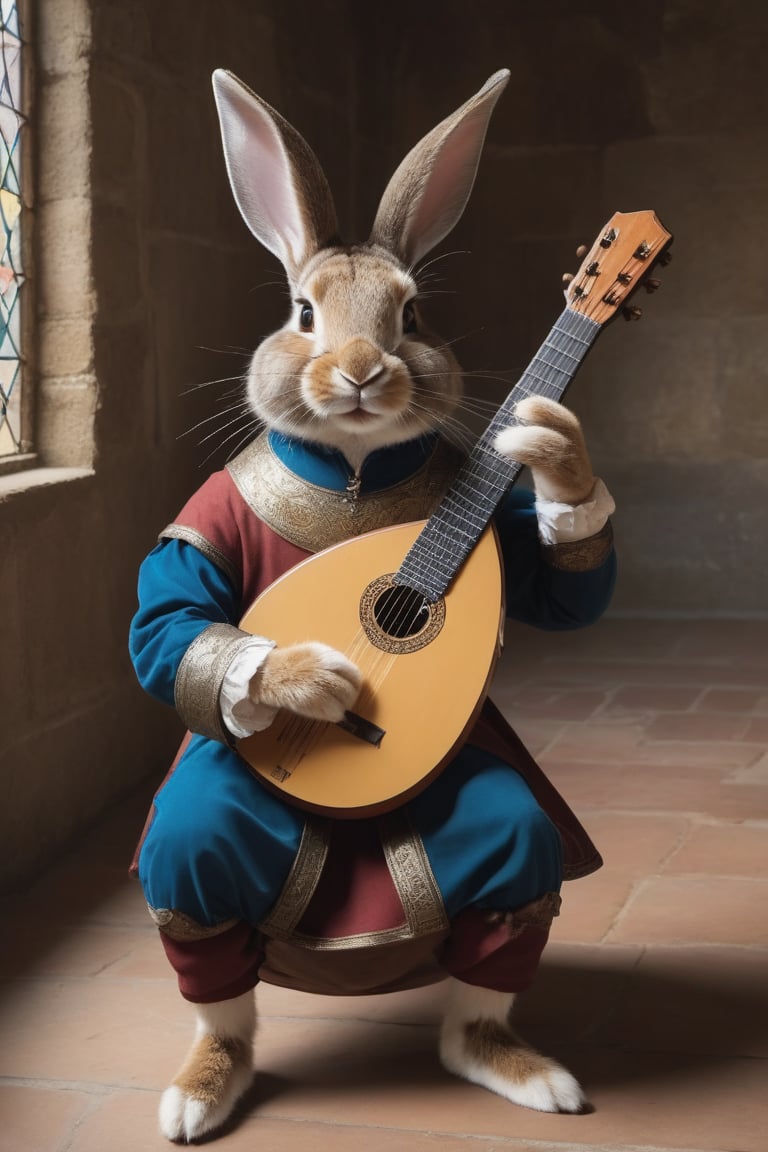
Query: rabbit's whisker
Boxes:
[
  {"xmin": 180, "ymin": 374, "xmax": 247, "ymax": 396},
  {"xmin": 247, "ymin": 277, "xmax": 293, "ymax": 294},
  {"xmin": 197, "ymin": 407, "xmax": 257, "ymax": 447},
  {"xmin": 403, "ymin": 329, "xmax": 483, "ymax": 362},
  {"xmin": 406, "ymin": 405, "xmax": 476, "ymax": 453},
  {"xmin": 412, "ymin": 380, "xmax": 501, "ymax": 409},
  {"xmin": 178, "ymin": 401, "xmax": 253, "ymax": 440},
  {"xmin": 224, "ymin": 423, "xmax": 263, "ymax": 464},
  {"xmin": 462, "ymin": 369, "xmax": 516, "ymax": 388},
  {"xmin": 412, "ymin": 248, "xmax": 470, "ymax": 282},
  {"xmin": 198, "ymin": 410, "xmax": 258, "ymax": 448},
  {"xmin": 194, "ymin": 345, "xmax": 254, "ymax": 357},
  {"xmin": 198, "ymin": 417, "xmax": 261, "ymax": 468},
  {"xmin": 414, "ymin": 289, "xmax": 457, "ymax": 300}
]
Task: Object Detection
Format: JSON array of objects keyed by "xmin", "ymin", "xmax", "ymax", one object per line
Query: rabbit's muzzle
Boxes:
[{"xmin": 306, "ymin": 338, "xmax": 412, "ymax": 419}]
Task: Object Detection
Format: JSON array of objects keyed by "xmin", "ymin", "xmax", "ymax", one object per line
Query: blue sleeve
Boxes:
[
  {"xmin": 494, "ymin": 488, "xmax": 617, "ymax": 631},
  {"xmin": 128, "ymin": 539, "xmax": 242, "ymax": 707}
]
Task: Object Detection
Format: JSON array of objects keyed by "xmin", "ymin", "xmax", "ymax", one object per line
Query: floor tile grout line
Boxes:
[
  {"xmin": 599, "ymin": 875, "xmax": 652, "ymax": 945},
  {"xmin": 55, "ymin": 1090, "xmax": 105, "ymax": 1152},
  {"xmin": 235, "ymin": 1104, "xmax": 765, "ymax": 1152},
  {"xmin": 652, "ymin": 816, "xmax": 697, "ymax": 874},
  {"xmin": 548, "ymin": 940, "xmax": 768, "ymax": 955},
  {"xmin": 203, "ymin": 1103, "xmax": 761, "ymax": 1152},
  {"xmin": 3, "ymin": 623, "xmax": 767, "ymax": 1152},
  {"xmin": 0, "ymin": 1076, "xmax": 141, "ymax": 1093},
  {"xmin": 573, "ymin": 808, "xmax": 768, "ymax": 827}
]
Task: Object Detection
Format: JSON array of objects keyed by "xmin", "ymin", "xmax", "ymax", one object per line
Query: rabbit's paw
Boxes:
[
  {"xmin": 158, "ymin": 1034, "xmax": 253, "ymax": 1142},
  {"xmin": 440, "ymin": 1016, "xmax": 584, "ymax": 1114},
  {"xmin": 257, "ymin": 642, "xmax": 362, "ymax": 722},
  {"xmin": 494, "ymin": 395, "xmax": 595, "ymax": 506}
]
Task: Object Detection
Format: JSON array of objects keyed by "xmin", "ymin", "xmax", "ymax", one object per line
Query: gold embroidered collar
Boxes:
[{"xmin": 226, "ymin": 433, "xmax": 463, "ymax": 553}]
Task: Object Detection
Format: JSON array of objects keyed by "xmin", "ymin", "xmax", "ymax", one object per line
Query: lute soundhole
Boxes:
[{"xmin": 359, "ymin": 574, "xmax": 445, "ymax": 654}]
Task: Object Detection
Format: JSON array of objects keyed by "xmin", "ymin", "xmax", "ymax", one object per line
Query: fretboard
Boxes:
[{"xmin": 395, "ymin": 306, "xmax": 602, "ymax": 601}]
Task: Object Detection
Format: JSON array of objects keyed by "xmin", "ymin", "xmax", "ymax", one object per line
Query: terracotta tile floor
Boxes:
[{"xmin": 2, "ymin": 619, "xmax": 767, "ymax": 1152}]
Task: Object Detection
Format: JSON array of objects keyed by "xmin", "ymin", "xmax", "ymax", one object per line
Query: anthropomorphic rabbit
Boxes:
[{"xmin": 129, "ymin": 68, "xmax": 617, "ymax": 1142}]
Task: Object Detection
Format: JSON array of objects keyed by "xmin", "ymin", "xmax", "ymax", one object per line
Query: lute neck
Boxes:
[{"xmin": 396, "ymin": 306, "xmax": 602, "ymax": 602}]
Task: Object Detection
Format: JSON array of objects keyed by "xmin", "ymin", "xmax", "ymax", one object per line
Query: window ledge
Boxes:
[
  {"xmin": 0, "ymin": 453, "xmax": 39, "ymax": 478},
  {"xmin": 0, "ymin": 463, "xmax": 94, "ymax": 502}
]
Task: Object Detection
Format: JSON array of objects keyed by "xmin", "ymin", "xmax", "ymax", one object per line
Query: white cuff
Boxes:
[
  {"xmin": 219, "ymin": 636, "xmax": 278, "ymax": 739},
  {"xmin": 535, "ymin": 477, "xmax": 616, "ymax": 546}
]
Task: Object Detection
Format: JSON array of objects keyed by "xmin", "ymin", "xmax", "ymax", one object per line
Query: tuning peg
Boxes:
[
  {"xmin": 658, "ymin": 250, "xmax": 673, "ymax": 266},
  {"xmin": 644, "ymin": 278, "xmax": 662, "ymax": 293},
  {"xmin": 622, "ymin": 305, "xmax": 643, "ymax": 322},
  {"xmin": 575, "ymin": 244, "xmax": 589, "ymax": 259},
  {"xmin": 562, "ymin": 272, "xmax": 575, "ymax": 284}
]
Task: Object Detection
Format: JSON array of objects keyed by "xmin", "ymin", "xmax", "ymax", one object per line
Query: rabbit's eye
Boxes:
[
  {"xmin": 298, "ymin": 303, "xmax": 314, "ymax": 332},
  {"xmin": 402, "ymin": 302, "xmax": 418, "ymax": 335}
]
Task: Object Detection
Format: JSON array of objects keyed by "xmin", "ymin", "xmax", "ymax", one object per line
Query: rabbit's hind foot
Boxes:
[
  {"xmin": 439, "ymin": 981, "xmax": 585, "ymax": 1115},
  {"xmin": 441, "ymin": 1016, "xmax": 584, "ymax": 1113},
  {"xmin": 158, "ymin": 1033, "xmax": 253, "ymax": 1142}
]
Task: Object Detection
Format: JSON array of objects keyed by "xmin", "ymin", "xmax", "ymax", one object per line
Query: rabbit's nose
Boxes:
[
  {"xmin": 338, "ymin": 365, "xmax": 386, "ymax": 391},
  {"xmin": 337, "ymin": 338, "xmax": 385, "ymax": 389}
]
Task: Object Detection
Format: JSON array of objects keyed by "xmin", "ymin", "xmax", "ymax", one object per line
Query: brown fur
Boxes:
[
  {"xmin": 336, "ymin": 338, "xmax": 384, "ymax": 385},
  {"xmin": 499, "ymin": 396, "xmax": 595, "ymax": 505},
  {"xmin": 257, "ymin": 642, "xmax": 362, "ymax": 720},
  {"xmin": 246, "ymin": 246, "xmax": 463, "ymax": 466},
  {"xmin": 464, "ymin": 1019, "xmax": 558, "ymax": 1085},
  {"xmin": 172, "ymin": 1034, "xmax": 251, "ymax": 1106}
]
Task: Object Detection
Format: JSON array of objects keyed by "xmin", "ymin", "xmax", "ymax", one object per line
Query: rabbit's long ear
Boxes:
[
  {"xmin": 212, "ymin": 70, "xmax": 339, "ymax": 280},
  {"xmin": 370, "ymin": 70, "xmax": 510, "ymax": 269}
]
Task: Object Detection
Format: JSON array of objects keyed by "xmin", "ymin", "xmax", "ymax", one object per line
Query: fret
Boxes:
[
  {"xmin": 516, "ymin": 366, "xmax": 563, "ymax": 391},
  {"xmin": 396, "ymin": 307, "xmax": 601, "ymax": 601},
  {"xmin": 541, "ymin": 341, "xmax": 581, "ymax": 364}
]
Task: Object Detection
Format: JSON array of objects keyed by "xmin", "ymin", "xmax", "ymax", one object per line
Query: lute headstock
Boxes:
[{"xmin": 564, "ymin": 210, "xmax": 673, "ymax": 326}]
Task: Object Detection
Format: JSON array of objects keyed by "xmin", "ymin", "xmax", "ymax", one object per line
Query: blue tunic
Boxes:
[{"xmin": 130, "ymin": 432, "xmax": 616, "ymax": 933}]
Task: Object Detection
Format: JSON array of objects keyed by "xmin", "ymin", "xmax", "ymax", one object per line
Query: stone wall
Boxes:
[
  {"xmin": 351, "ymin": 0, "xmax": 768, "ymax": 615},
  {"xmin": 0, "ymin": 0, "xmax": 360, "ymax": 891},
  {"xmin": 1, "ymin": 0, "xmax": 766, "ymax": 890}
]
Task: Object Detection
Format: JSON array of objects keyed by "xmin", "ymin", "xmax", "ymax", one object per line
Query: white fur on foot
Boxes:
[
  {"xmin": 158, "ymin": 1061, "xmax": 253, "ymax": 1141},
  {"xmin": 440, "ymin": 1030, "xmax": 584, "ymax": 1113},
  {"xmin": 159, "ymin": 991, "xmax": 255, "ymax": 1142},
  {"xmin": 439, "ymin": 979, "xmax": 585, "ymax": 1114}
]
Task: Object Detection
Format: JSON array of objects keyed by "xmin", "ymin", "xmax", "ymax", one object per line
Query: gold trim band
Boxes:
[
  {"xmin": 174, "ymin": 623, "xmax": 254, "ymax": 743},
  {"xmin": 147, "ymin": 905, "xmax": 239, "ymax": 942},
  {"xmin": 258, "ymin": 817, "xmax": 330, "ymax": 938},
  {"xmin": 543, "ymin": 520, "xmax": 614, "ymax": 572},
  {"xmin": 159, "ymin": 524, "xmax": 240, "ymax": 586},
  {"xmin": 227, "ymin": 433, "xmax": 463, "ymax": 554},
  {"xmin": 482, "ymin": 891, "xmax": 562, "ymax": 937},
  {"xmin": 380, "ymin": 809, "xmax": 449, "ymax": 936},
  {"xmin": 258, "ymin": 811, "xmax": 448, "ymax": 951}
]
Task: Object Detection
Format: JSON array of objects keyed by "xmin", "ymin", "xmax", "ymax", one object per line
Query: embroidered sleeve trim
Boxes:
[
  {"xmin": 174, "ymin": 623, "xmax": 255, "ymax": 743},
  {"xmin": 482, "ymin": 891, "xmax": 562, "ymax": 938},
  {"xmin": 543, "ymin": 520, "xmax": 614, "ymax": 572},
  {"xmin": 159, "ymin": 524, "xmax": 239, "ymax": 586},
  {"xmin": 147, "ymin": 905, "xmax": 239, "ymax": 942}
]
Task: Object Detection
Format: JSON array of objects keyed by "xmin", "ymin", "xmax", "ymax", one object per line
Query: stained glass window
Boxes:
[{"xmin": 0, "ymin": 0, "xmax": 25, "ymax": 457}]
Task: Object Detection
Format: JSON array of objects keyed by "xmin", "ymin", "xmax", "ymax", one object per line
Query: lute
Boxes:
[{"xmin": 238, "ymin": 210, "xmax": 673, "ymax": 817}]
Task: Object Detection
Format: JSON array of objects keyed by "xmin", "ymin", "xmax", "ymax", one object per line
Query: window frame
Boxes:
[
  {"xmin": 0, "ymin": 0, "xmax": 33, "ymax": 475},
  {"xmin": 0, "ymin": 0, "xmax": 97, "ymax": 498}
]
